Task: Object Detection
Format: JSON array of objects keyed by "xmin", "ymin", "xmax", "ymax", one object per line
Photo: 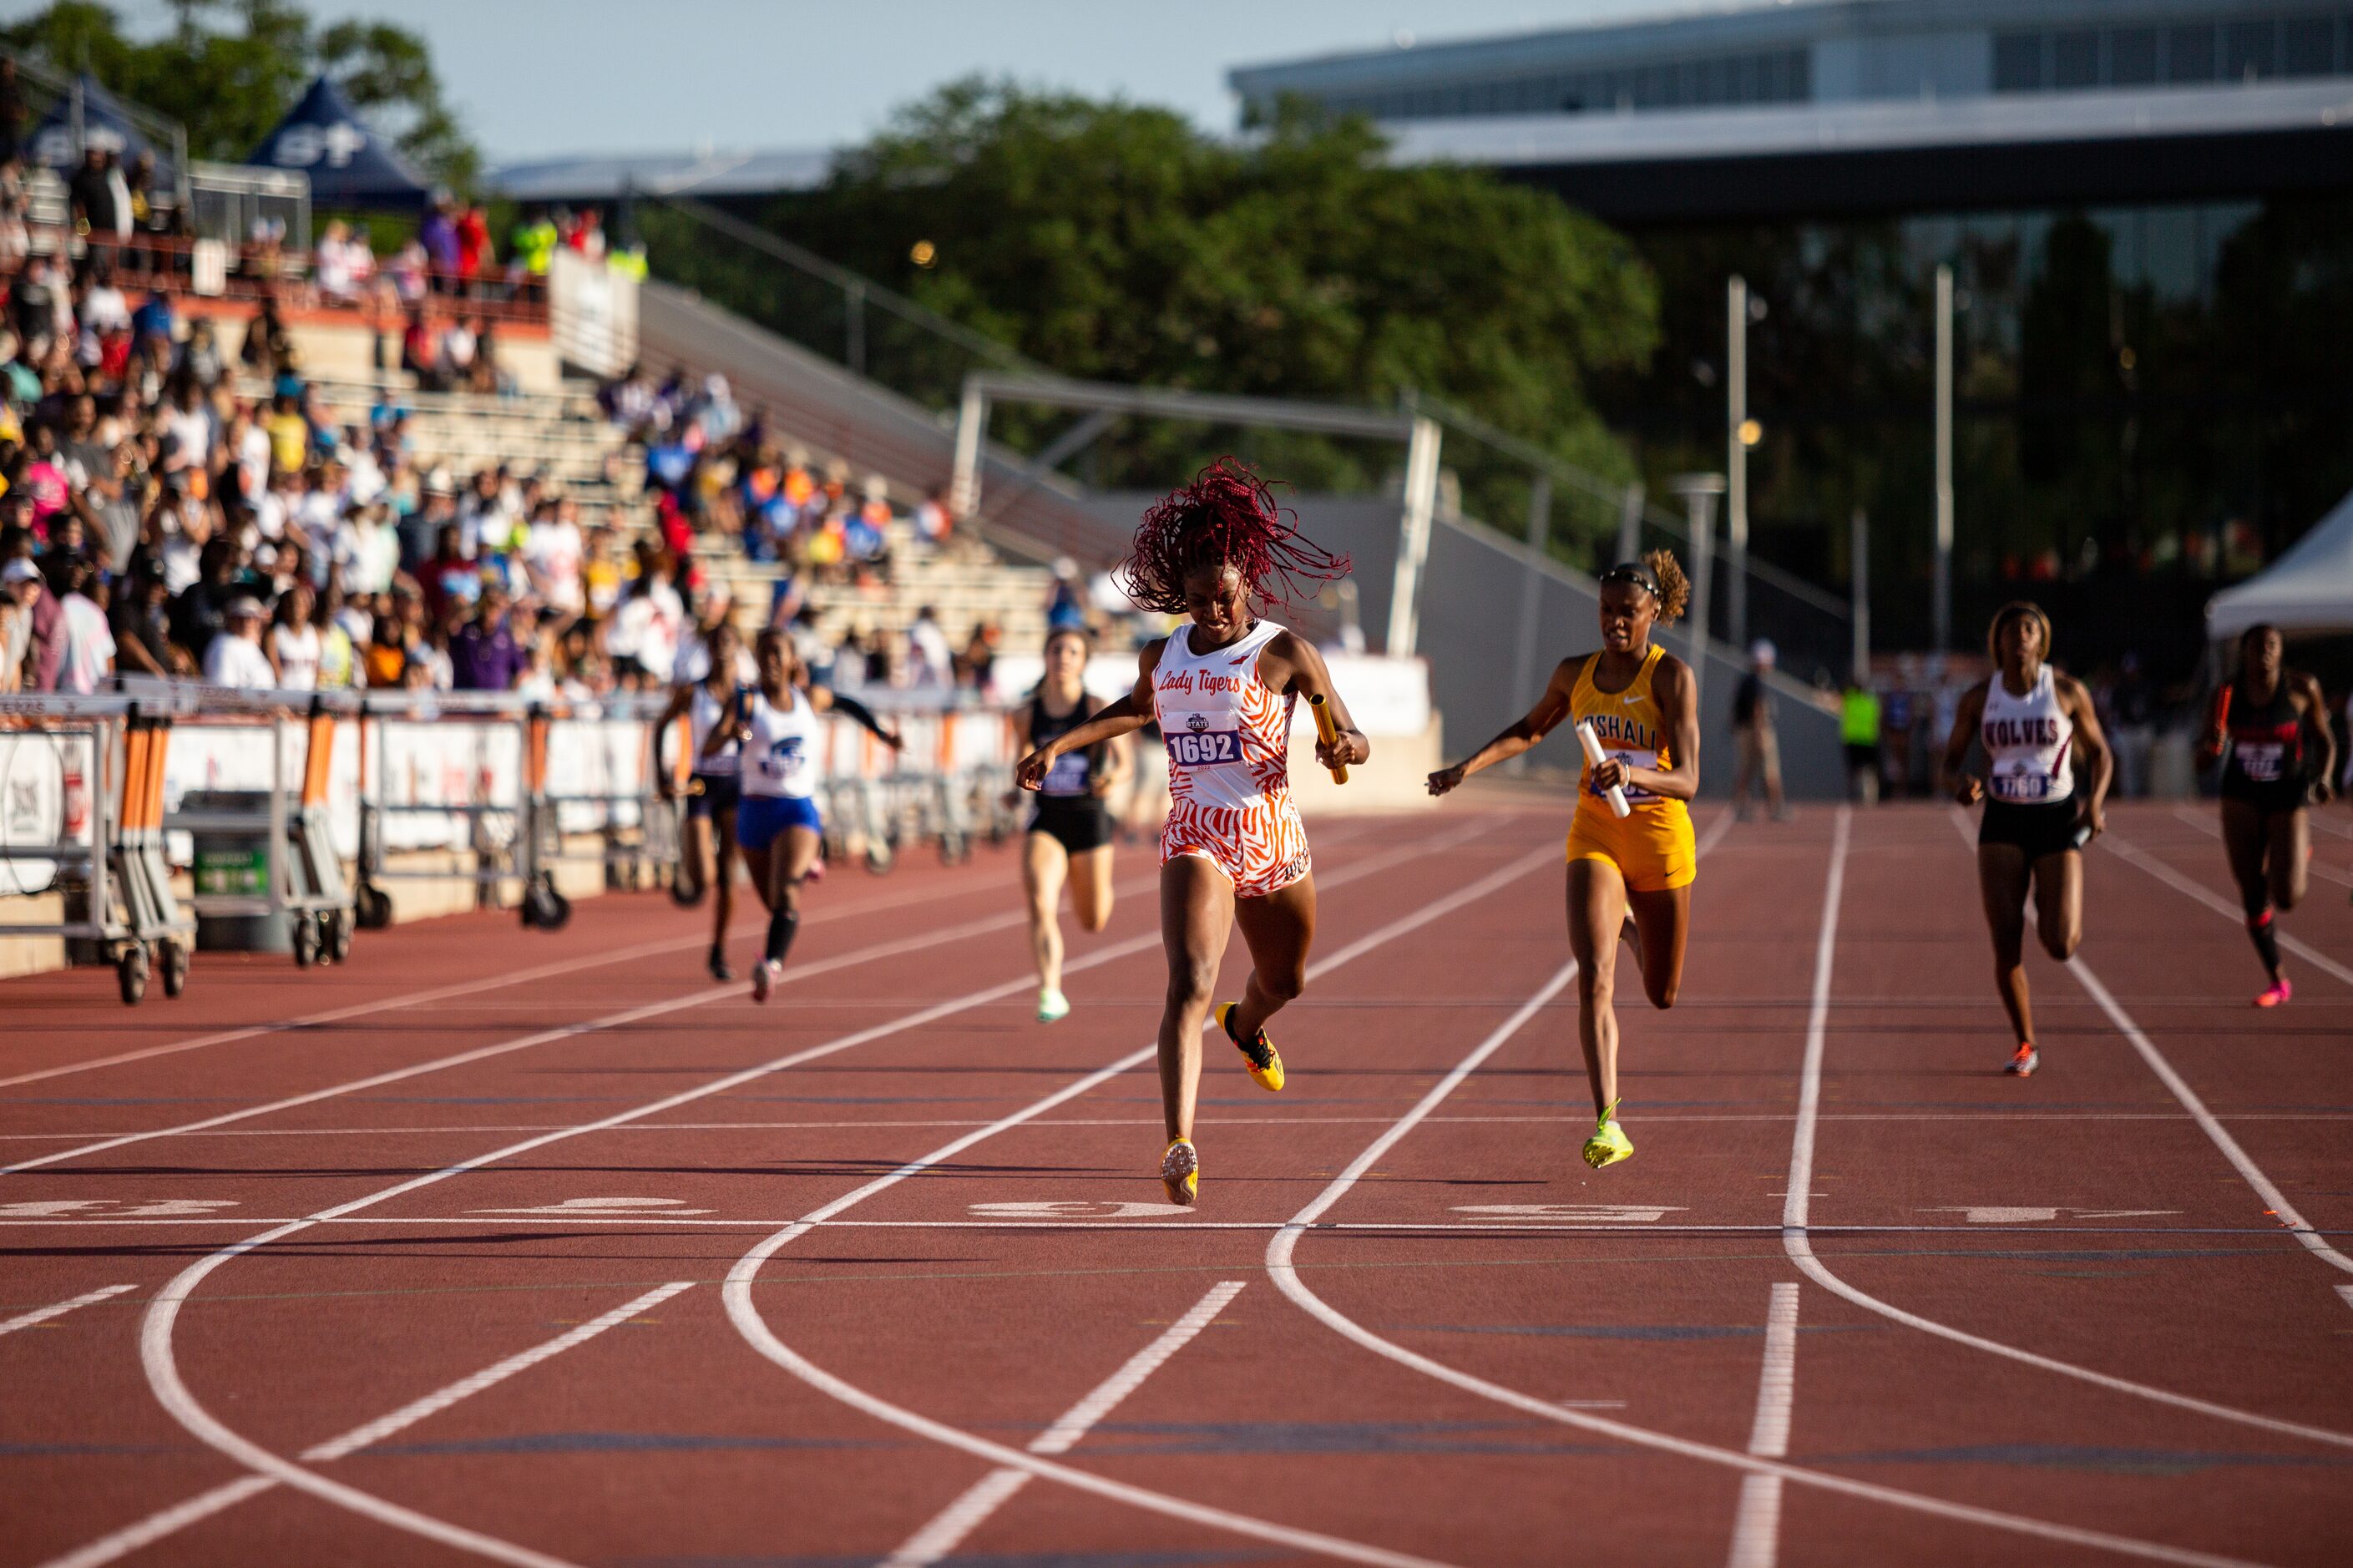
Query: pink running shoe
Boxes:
[
  {"xmin": 2254, "ymin": 979, "xmax": 2292, "ymax": 1009},
  {"xmin": 751, "ymin": 959, "xmax": 781, "ymax": 1004}
]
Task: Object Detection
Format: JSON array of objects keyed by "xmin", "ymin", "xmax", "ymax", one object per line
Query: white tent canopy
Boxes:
[{"xmin": 2207, "ymin": 487, "xmax": 2353, "ymax": 640}]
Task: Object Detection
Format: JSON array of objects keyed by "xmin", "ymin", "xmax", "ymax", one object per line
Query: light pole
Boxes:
[
  {"xmin": 1933, "ymin": 262, "xmax": 1955, "ymax": 654},
  {"xmin": 1726, "ymin": 276, "xmax": 1751, "ymax": 653},
  {"xmin": 1669, "ymin": 472, "xmax": 1724, "ymax": 718}
]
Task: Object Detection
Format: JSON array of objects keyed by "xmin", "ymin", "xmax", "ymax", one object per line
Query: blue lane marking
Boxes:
[
  {"xmin": 1812, "ymin": 1443, "xmax": 2352, "ymax": 1477},
  {"xmin": 362, "ymin": 1431, "xmax": 896, "ymax": 1457}
]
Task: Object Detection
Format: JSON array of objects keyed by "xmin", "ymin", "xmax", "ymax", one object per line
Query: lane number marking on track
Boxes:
[
  {"xmin": 1452, "ymin": 1204, "xmax": 1685, "ymax": 1223},
  {"xmin": 968, "ymin": 1201, "xmax": 1184, "ymax": 1221},
  {"xmin": 467, "ymin": 1196, "xmax": 715, "ymax": 1216},
  {"xmin": 0, "ymin": 1199, "xmax": 240, "ymax": 1217},
  {"xmin": 1924, "ymin": 1206, "xmax": 2182, "ymax": 1224}
]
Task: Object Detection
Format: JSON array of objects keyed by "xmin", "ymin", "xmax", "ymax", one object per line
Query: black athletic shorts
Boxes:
[
  {"xmin": 1030, "ymin": 799, "xmax": 1114, "ymax": 855},
  {"xmin": 1979, "ymin": 795, "xmax": 2086, "ymax": 862},
  {"xmin": 2219, "ymin": 770, "xmax": 2309, "ymax": 816},
  {"xmin": 687, "ymin": 772, "xmax": 741, "ymax": 819}
]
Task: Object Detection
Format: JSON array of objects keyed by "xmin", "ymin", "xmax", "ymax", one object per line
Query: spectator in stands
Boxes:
[
  {"xmin": 109, "ymin": 553, "xmax": 179, "ymax": 677},
  {"xmin": 419, "ymin": 194, "xmax": 460, "ymax": 290},
  {"xmin": 203, "ymin": 594, "xmax": 275, "ymax": 688},
  {"xmin": 314, "ymin": 219, "xmax": 364, "ymax": 305},
  {"xmin": 908, "ymin": 604, "xmax": 953, "ymax": 688},
  {"xmin": 363, "ymin": 609, "xmax": 406, "ymax": 687},
  {"xmin": 913, "ymin": 487, "xmax": 952, "ymax": 550},
  {"xmin": 240, "ymin": 296, "xmax": 297, "ymax": 378},
  {"xmin": 419, "ymin": 522, "xmax": 478, "ymax": 627},
  {"xmin": 957, "ymin": 620, "xmax": 999, "ymax": 697},
  {"xmin": 47, "ymin": 555, "xmax": 114, "ymax": 695},
  {"xmin": 69, "ymin": 147, "xmax": 131, "ymax": 245},
  {"xmin": 523, "ymin": 495, "xmax": 584, "ymax": 618},
  {"xmin": 269, "ymin": 580, "xmax": 321, "ymax": 689},
  {"xmin": 180, "ymin": 318, "xmax": 225, "ymax": 392},
  {"xmin": 170, "ymin": 536, "xmax": 239, "ymax": 661},
  {"xmin": 402, "ymin": 468, "xmax": 458, "ymax": 570},
  {"xmin": 8, "ymin": 552, "xmax": 61, "ymax": 690},
  {"xmin": 456, "ymin": 204, "xmax": 492, "ymax": 288},
  {"xmin": 450, "ymin": 581, "xmax": 527, "ymax": 690},
  {"xmin": 1045, "ymin": 558, "xmax": 1087, "ymax": 632}
]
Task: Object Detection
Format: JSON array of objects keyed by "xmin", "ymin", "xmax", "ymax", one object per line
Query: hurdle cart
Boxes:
[{"xmin": 0, "ymin": 693, "xmax": 195, "ymax": 1004}]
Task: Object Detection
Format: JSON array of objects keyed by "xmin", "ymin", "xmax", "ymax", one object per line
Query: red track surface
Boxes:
[{"xmin": 3, "ymin": 802, "xmax": 2350, "ymax": 1567}]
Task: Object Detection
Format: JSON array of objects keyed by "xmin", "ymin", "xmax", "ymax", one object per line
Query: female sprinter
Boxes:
[
  {"xmin": 658, "ymin": 620, "xmax": 751, "ymax": 980},
  {"xmin": 1020, "ymin": 626, "xmax": 1131, "ymax": 1023},
  {"xmin": 1939, "ymin": 602, "xmax": 2113, "ymax": 1075},
  {"xmin": 714, "ymin": 628, "xmax": 902, "ymax": 1002},
  {"xmin": 1014, "ymin": 461, "xmax": 1365, "ymax": 1206},
  {"xmin": 1427, "ymin": 554, "xmax": 1699, "ymax": 1171},
  {"xmin": 2198, "ymin": 623, "xmax": 2338, "ymax": 1007}
]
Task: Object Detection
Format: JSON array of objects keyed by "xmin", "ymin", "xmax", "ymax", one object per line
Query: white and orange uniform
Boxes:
[{"xmin": 1151, "ymin": 619, "xmax": 1312, "ymax": 898}]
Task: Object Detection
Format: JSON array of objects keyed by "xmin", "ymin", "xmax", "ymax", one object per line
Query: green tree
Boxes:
[
  {"xmin": 1, "ymin": 0, "xmax": 478, "ymax": 189},
  {"xmin": 755, "ymin": 81, "xmax": 1657, "ymax": 518}
]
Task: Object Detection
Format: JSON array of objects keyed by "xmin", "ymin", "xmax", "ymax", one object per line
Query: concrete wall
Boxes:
[{"xmin": 1085, "ymin": 492, "xmax": 1848, "ymax": 800}]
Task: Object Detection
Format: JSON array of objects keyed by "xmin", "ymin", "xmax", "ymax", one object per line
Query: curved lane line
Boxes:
[
  {"xmin": 2103, "ymin": 828, "xmax": 2353, "ymax": 990},
  {"xmin": 722, "ymin": 843, "xmax": 1572, "ymax": 1568},
  {"xmin": 1265, "ymin": 950, "xmax": 2264, "ymax": 1568},
  {"xmin": 1780, "ymin": 810, "xmax": 2353, "ymax": 1449},
  {"xmin": 110, "ymin": 821, "xmax": 1512, "ymax": 1566}
]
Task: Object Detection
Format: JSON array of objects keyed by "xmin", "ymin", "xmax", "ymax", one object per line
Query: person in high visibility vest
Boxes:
[
  {"xmin": 510, "ymin": 210, "xmax": 558, "ymax": 278},
  {"xmin": 1841, "ymin": 679, "xmax": 1882, "ymax": 804}
]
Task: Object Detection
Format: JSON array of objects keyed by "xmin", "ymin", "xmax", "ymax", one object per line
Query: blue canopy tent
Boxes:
[
  {"xmin": 248, "ymin": 75, "xmax": 430, "ymax": 210},
  {"xmin": 28, "ymin": 73, "xmax": 162, "ymax": 171}
]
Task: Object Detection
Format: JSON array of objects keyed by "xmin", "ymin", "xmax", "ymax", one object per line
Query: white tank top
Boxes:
[
  {"xmin": 740, "ymin": 687, "xmax": 820, "ymax": 801},
  {"xmin": 688, "ymin": 681, "xmax": 741, "ymax": 777},
  {"xmin": 1980, "ymin": 665, "xmax": 2074, "ymax": 805},
  {"xmin": 1150, "ymin": 619, "xmax": 1293, "ymax": 812}
]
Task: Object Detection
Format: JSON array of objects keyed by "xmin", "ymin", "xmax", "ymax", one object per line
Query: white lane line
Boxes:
[
  {"xmin": 2339, "ymin": 1285, "xmax": 2353, "ymax": 1316},
  {"xmin": 0, "ymin": 863, "xmax": 1031, "ymax": 1090},
  {"xmin": 722, "ymin": 842, "xmax": 1568, "ymax": 1568},
  {"xmin": 2103, "ymin": 829, "xmax": 2353, "ymax": 989},
  {"xmin": 38, "ymin": 1477, "xmax": 280, "ymax": 1568},
  {"xmin": 1264, "ymin": 947, "xmax": 2264, "ymax": 1567},
  {"xmin": 0, "ymin": 1282, "xmax": 135, "ymax": 1336},
  {"xmin": 2172, "ymin": 806, "xmax": 2353, "ymax": 888},
  {"xmin": 2064, "ymin": 956, "xmax": 2353, "ymax": 1278},
  {"xmin": 879, "ymin": 1282, "xmax": 1247, "ymax": 1568},
  {"xmin": 3, "ymin": 893, "xmax": 1110, "ymax": 1178},
  {"xmin": 41, "ymin": 1282, "xmax": 688, "ymax": 1568},
  {"xmin": 119, "ymin": 822, "xmax": 1518, "ymax": 1568},
  {"xmin": 1774, "ymin": 810, "xmax": 2353, "ymax": 1451},
  {"xmin": 1723, "ymin": 1282, "xmax": 1800, "ymax": 1568},
  {"xmin": 1947, "ymin": 807, "xmax": 2353, "ymax": 1278},
  {"xmin": 301, "ymin": 1281, "xmax": 693, "ymax": 1461},
  {"xmin": 0, "ymin": 1217, "xmax": 2326, "ymax": 1237}
]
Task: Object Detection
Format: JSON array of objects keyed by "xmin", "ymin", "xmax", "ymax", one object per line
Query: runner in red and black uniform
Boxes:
[{"xmin": 2199, "ymin": 623, "xmax": 2339, "ymax": 1007}]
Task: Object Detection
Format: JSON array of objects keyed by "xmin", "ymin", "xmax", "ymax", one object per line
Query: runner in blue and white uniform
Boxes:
[
  {"xmin": 658, "ymin": 620, "xmax": 757, "ymax": 979},
  {"xmin": 1941, "ymin": 602, "xmax": 2113, "ymax": 1078},
  {"xmin": 711, "ymin": 627, "xmax": 902, "ymax": 1003}
]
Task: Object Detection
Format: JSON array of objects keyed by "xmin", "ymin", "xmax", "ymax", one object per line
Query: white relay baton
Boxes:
[{"xmin": 1575, "ymin": 720, "xmax": 1632, "ymax": 818}]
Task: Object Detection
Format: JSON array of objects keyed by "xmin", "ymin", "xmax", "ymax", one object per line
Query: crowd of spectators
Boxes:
[
  {"xmin": 0, "ymin": 226, "xmax": 704, "ymax": 700},
  {"xmin": 600, "ymin": 363, "xmax": 954, "ymax": 584}
]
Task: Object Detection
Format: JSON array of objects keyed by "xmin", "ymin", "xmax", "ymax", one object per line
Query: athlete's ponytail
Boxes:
[{"xmin": 1644, "ymin": 549, "xmax": 1691, "ymax": 625}]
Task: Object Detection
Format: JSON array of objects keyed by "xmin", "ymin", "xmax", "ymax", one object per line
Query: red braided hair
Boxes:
[{"xmin": 1115, "ymin": 458, "xmax": 1350, "ymax": 616}]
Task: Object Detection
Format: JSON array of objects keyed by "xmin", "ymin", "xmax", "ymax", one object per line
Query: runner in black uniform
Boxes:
[
  {"xmin": 1020, "ymin": 626, "xmax": 1129, "ymax": 1022},
  {"xmin": 2199, "ymin": 624, "xmax": 2339, "ymax": 1007}
]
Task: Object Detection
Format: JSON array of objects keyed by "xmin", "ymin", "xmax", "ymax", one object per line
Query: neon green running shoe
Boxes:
[{"xmin": 1581, "ymin": 1100, "xmax": 1633, "ymax": 1170}]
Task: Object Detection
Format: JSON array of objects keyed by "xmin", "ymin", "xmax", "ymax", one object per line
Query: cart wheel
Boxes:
[
  {"xmin": 521, "ymin": 878, "xmax": 573, "ymax": 931},
  {"xmin": 670, "ymin": 864, "xmax": 706, "ymax": 908},
  {"xmin": 159, "ymin": 939, "xmax": 189, "ymax": 999},
  {"xmin": 117, "ymin": 943, "xmax": 150, "ymax": 1006},
  {"xmin": 938, "ymin": 833, "xmax": 968, "ymax": 867},
  {"xmin": 355, "ymin": 883, "xmax": 392, "ymax": 930},
  {"xmin": 291, "ymin": 913, "xmax": 320, "ymax": 968},
  {"xmin": 864, "ymin": 841, "xmax": 894, "ymax": 876},
  {"xmin": 326, "ymin": 908, "xmax": 354, "ymax": 964}
]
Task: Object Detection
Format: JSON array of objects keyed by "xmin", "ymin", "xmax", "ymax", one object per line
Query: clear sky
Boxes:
[{"xmin": 62, "ymin": 0, "xmax": 1677, "ymax": 163}]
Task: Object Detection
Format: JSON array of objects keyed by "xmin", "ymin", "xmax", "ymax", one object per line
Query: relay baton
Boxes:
[
  {"xmin": 1309, "ymin": 694, "xmax": 1349, "ymax": 785},
  {"xmin": 1575, "ymin": 720, "xmax": 1632, "ymax": 818}
]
